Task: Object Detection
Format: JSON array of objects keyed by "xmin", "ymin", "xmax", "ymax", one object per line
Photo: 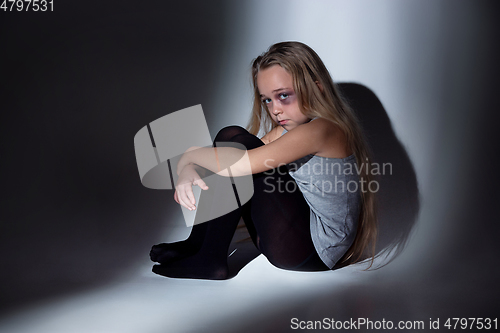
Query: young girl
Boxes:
[{"xmin": 150, "ymin": 41, "xmax": 377, "ymax": 279}]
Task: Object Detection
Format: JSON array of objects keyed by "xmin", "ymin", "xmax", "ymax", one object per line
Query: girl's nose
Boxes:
[{"xmin": 272, "ymin": 105, "xmax": 282, "ymax": 115}]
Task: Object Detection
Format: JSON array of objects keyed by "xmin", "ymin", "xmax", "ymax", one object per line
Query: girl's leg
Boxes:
[
  {"xmin": 149, "ymin": 126, "xmax": 254, "ymax": 265},
  {"xmin": 149, "ymin": 224, "xmax": 206, "ymax": 264},
  {"xmin": 152, "ymin": 208, "xmax": 242, "ymax": 279},
  {"xmin": 151, "ymin": 126, "xmax": 327, "ymax": 279},
  {"xmin": 150, "ymin": 126, "xmax": 257, "ymax": 279},
  {"xmin": 244, "ymin": 164, "xmax": 326, "ymax": 271},
  {"xmin": 216, "ymin": 127, "xmax": 328, "ymax": 271}
]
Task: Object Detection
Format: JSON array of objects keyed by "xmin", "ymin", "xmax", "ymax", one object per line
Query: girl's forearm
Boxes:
[{"xmin": 182, "ymin": 147, "xmax": 252, "ymax": 177}]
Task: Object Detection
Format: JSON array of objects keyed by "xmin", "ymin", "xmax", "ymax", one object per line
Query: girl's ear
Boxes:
[{"xmin": 315, "ymin": 81, "xmax": 324, "ymax": 93}]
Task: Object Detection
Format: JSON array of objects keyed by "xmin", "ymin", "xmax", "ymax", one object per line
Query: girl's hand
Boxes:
[{"xmin": 174, "ymin": 163, "xmax": 208, "ymax": 211}]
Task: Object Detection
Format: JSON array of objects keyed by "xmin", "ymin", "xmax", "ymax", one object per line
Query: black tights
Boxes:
[{"xmin": 150, "ymin": 126, "xmax": 328, "ymax": 279}]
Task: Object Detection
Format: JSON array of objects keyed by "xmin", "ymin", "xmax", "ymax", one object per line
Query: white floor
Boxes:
[{"xmin": 0, "ymin": 255, "xmax": 380, "ymax": 333}]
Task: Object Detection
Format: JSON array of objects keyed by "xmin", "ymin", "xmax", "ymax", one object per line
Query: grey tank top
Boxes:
[{"xmin": 281, "ymin": 126, "xmax": 361, "ymax": 268}]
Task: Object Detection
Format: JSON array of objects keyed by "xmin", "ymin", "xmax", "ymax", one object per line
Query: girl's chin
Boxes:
[{"xmin": 282, "ymin": 124, "xmax": 298, "ymax": 131}]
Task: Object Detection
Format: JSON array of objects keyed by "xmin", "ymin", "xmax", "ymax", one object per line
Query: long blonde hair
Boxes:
[{"xmin": 247, "ymin": 41, "xmax": 377, "ymax": 267}]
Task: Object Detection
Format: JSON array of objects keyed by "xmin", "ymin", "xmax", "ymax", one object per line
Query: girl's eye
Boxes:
[
  {"xmin": 262, "ymin": 98, "xmax": 271, "ymax": 104},
  {"xmin": 279, "ymin": 93, "xmax": 289, "ymax": 100}
]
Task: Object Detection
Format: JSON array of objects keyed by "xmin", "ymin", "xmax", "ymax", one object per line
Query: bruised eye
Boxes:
[{"xmin": 279, "ymin": 93, "xmax": 289, "ymax": 100}]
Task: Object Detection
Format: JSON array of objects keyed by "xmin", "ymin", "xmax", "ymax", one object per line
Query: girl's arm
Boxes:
[
  {"xmin": 260, "ymin": 126, "xmax": 284, "ymax": 145},
  {"xmin": 178, "ymin": 119, "xmax": 332, "ymax": 177}
]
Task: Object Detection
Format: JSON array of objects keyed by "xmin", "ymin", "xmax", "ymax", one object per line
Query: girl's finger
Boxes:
[
  {"xmin": 175, "ymin": 185, "xmax": 188, "ymax": 209},
  {"xmin": 185, "ymin": 186, "xmax": 196, "ymax": 207},
  {"xmin": 178, "ymin": 185, "xmax": 195, "ymax": 211},
  {"xmin": 193, "ymin": 178, "xmax": 209, "ymax": 190},
  {"xmin": 177, "ymin": 190, "xmax": 191, "ymax": 210},
  {"xmin": 174, "ymin": 190, "xmax": 179, "ymax": 204}
]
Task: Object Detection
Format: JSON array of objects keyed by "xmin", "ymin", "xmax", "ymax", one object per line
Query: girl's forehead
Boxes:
[{"xmin": 257, "ymin": 65, "xmax": 293, "ymax": 89}]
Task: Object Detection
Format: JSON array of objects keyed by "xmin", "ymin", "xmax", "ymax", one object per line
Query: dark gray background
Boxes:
[{"xmin": 1, "ymin": 0, "xmax": 499, "ymax": 330}]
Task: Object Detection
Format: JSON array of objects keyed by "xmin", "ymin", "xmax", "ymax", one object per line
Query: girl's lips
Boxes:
[{"xmin": 278, "ymin": 119, "xmax": 289, "ymax": 125}]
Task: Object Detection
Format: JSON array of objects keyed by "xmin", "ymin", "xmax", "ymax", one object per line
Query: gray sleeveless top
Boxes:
[{"xmin": 281, "ymin": 126, "xmax": 361, "ymax": 268}]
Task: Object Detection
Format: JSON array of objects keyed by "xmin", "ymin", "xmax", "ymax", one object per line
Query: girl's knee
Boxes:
[
  {"xmin": 214, "ymin": 126, "xmax": 263, "ymax": 150},
  {"xmin": 214, "ymin": 126, "xmax": 248, "ymax": 142}
]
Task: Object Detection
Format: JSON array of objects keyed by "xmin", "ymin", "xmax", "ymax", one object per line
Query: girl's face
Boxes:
[{"xmin": 257, "ymin": 65, "xmax": 311, "ymax": 131}]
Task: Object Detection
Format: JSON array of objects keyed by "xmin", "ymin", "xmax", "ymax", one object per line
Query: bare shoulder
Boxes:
[
  {"xmin": 295, "ymin": 117, "xmax": 334, "ymax": 141},
  {"xmin": 307, "ymin": 117, "xmax": 334, "ymax": 134},
  {"xmin": 306, "ymin": 118, "xmax": 351, "ymax": 158}
]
